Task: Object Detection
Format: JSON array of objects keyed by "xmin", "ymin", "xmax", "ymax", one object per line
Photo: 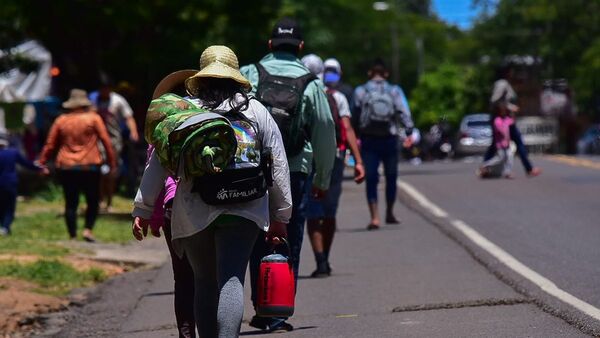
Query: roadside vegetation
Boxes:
[{"xmin": 0, "ymin": 185, "xmax": 134, "ymax": 324}]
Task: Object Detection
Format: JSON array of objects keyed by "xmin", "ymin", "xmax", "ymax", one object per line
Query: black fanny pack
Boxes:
[{"xmin": 192, "ymin": 148, "xmax": 273, "ymax": 205}]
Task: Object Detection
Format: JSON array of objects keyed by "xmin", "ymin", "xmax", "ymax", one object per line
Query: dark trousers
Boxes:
[
  {"xmin": 250, "ymin": 172, "xmax": 308, "ymax": 321},
  {"xmin": 0, "ymin": 188, "xmax": 17, "ymax": 234},
  {"xmin": 361, "ymin": 136, "xmax": 399, "ymax": 204},
  {"xmin": 163, "ymin": 216, "xmax": 196, "ymax": 338},
  {"xmin": 484, "ymin": 124, "xmax": 533, "ymax": 173},
  {"xmin": 58, "ymin": 170, "xmax": 100, "ymax": 238}
]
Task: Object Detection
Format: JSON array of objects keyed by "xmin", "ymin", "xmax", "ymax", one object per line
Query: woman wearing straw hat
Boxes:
[
  {"xmin": 39, "ymin": 89, "xmax": 117, "ymax": 242},
  {"xmin": 132, "ymin": 45, "xmax": 292, "ymax": 338}
]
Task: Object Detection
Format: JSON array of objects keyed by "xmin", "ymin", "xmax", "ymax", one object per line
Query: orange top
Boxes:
[{"xmin": 39, "ymin": 109, "xmax": 117, "ymax": 169}]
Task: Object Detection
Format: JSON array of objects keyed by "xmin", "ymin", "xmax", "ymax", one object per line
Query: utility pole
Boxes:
[{"xmin": 373, "ymin": 1, "xmax": 400, "ymax": 82}]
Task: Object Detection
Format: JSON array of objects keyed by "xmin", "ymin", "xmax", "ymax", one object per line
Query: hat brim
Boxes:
[
  {"xmin": 184, "ymin": 63, "xmax": 251, "ymax": 96},
  {"xmin": 152, "ymin": 69, "xmax": 199, "ymax": 99},
  {"xmin": 62, "ymin": 99, "xmax": 92, "ymax": 109},
  {"xmin": 271, "ymin": 37, "xmax": 303, "ymax": 47}
]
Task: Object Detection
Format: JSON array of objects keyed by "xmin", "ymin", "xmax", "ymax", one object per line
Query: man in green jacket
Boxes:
[{"xmin": 241, "ymin": 17, "xmax": 336, "ymax": 333}]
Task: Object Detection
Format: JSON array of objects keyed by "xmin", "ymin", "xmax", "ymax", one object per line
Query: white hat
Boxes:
[
  {"xmin": 301, "ymin": 54, "xmax": 324, "ymax": 79},
  {"xmin": 324, "ymin": 58, "xmax": 342, "ymax": 74}
]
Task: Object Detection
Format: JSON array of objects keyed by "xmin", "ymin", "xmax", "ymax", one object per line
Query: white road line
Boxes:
[
  {"xmin": 397, "ymin": 180, "xmax": 600, "ymax": 322},
  {"xmin": 397, "ymin": 181, "xmax": 448, "ymax": 218}
]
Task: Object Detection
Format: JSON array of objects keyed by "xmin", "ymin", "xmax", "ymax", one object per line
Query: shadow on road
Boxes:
[
  {"xmin": 336, "ymin": 223, "xmax": 402, "ymax": 233},
  {"xmin": 240, "ymin": 326, "xmax": 318, "ymax": 336}
]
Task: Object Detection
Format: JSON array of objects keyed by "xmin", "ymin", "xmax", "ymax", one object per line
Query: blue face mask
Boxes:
[{"xmin": 324, "ymin": 71, "xmax": 341, "ymax": 84}]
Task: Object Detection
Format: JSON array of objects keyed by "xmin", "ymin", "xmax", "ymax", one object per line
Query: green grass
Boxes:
[
  {"xmin": 1, "ymin": 194, "xmax": 134, "ymax": 257},
  {"xmin": 0, "ymin": 259, "xmax": 106, "ymax": 296}
]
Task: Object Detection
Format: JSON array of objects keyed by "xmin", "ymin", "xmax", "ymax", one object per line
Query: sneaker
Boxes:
[
  {"xmin": 249, "ymin": 316, "xmax": 294, "ymax": 333},
  {"xmin": 310, "ymin": 267, "xmax": 330, "ymax": 278},
  {"xmin": 248, "ymin": 316, "xmax": 268, "ymax": 330},
  {"xmin": 0, "ymin": 227, "xmax": 9, "ymax": 236},
  {"xmin": 269, "ymin": 321, "xmax": 294, "ymax": 333}
]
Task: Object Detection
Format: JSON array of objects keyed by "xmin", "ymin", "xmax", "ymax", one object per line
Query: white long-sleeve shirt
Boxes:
[{"xmin": 132, "ymin": 95, "xmax": 292, "ymax": 254}]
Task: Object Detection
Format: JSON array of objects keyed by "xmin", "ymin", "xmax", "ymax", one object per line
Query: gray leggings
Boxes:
[{"xmin": 181, "ymin": 215, "xmax": 259, "ymax": 338}]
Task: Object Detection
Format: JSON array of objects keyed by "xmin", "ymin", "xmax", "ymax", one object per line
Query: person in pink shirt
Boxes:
[
  {"xmin": 478, "ymin": 110, "xmax": 514, "ymax": 179},
  {"xmin": 144, "ymin": 146, "xmax": 196, "ymax": 338}
]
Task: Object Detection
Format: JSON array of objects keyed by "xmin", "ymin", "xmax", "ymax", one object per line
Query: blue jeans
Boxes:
[
  {"xmin": 361, "ymin": 136, "xmax": 398, "ymax": 204},
  {"xmin": 484, "ymin": 124, "xmax": 533, "ymax": 173},
  {"xmin": 250, "ymin": 172, "xmax": 308, "ymax": 324},
  {"xmin": 0, "ymin": 188, "xmax": 16, "ymax": 234}
]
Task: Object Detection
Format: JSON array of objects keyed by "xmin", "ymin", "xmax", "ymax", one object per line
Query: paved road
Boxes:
[
  {"xmin": 45, "ymin": 155, "xmax": 599, "ymax": 337},
  {"xmin": 396, "ymin": 155, "xmax": 600, "ymax": 334}
]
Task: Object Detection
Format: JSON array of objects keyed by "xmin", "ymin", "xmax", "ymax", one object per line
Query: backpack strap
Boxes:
[{"xmin": 255, "ymin": 63, "xmax": 270, "ymax": 84}]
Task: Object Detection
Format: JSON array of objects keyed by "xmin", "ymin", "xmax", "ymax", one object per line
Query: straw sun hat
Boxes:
[
  {"xmin": 185, "ymin": 45, "xmax": 251, "ymax": 96},
  {"xmin": 62, "ymin": 89, "xmax": 93, "ymax": 109}
]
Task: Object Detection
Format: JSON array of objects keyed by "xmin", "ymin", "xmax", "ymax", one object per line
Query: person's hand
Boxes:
[
  {"xmin": 39, "ymin": 166, "xmax": 50, "ymax": 176},
  {"xmin": 354, "ymin": 162, "xmax": 365, "ymax": 184},
  {"xmin": 132, "ymin": 217, "xmax": 150, "ymax": 241},
  {"xmin": 266, "ymin": 220, "xmax": 287, "ymax": 245},
  {"xmin": 150, "ymin": 226, "xmax": 161, "ymax": 238},
  {"xmin": 130, "ymin": 133, "xmax": 139, "ymax": 143},
  {"xmin": 310, "ymin": 186, "xmax": 327, "ymax": 201},
  {"xmin": 110, "ymin": 166, "xmax": 118, "ymax": 177},
  {"xmin": 403, "ymin": 137, "xmax": 414, "ymax": 149}
]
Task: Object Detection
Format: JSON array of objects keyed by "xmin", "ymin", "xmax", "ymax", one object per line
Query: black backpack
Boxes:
[
  {"xmin": 254, "ymin": 63, "xmax": 316, "ymax": 157},
  {"xmin": 191, "ymin": 109, "xmax": 273, "ymax": 205}
]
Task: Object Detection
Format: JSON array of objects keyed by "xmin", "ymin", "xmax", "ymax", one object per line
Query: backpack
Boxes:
[
  {"xmin": 254, "ymin": 63, "xmax": 317, "ymax": 157},
  {"xmin": 325, "ymin": 88, "xmax": 347, "ymax": 151},
  {"xmin": 146, "ymin": 94, "xmax": 272, "ymax": 205},
  {"xmin": 191, "ymin": 108, "xmax": 274, "ymax": 205},
  {"xmin": 146, "ymin": 94, "xmax": 237, "ymax": 177},
  {"xmin": 359, "ymin": 84, "xmax": 396, "ymax": 137}
]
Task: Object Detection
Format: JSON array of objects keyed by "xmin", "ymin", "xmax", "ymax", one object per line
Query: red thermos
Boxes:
[{"xmin": 256, "ymin": 241, "xmax": 295, "ymax": 317}]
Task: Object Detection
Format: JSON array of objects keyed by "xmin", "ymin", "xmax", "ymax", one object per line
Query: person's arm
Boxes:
[
  {"xmin": 116, "ymin": 94, "xmax": 139, "ymax": 142},
  {"xmin": 256, "ymin": 101, "xmax": 292, "ymax": 225},
  {"xmin": 15, "ymin": 151, "xmax": 42, "ymax": 172},
  {"xmin": 38, "ymin": 117, "xmax": 62, "ymax": 166},
  {"xmin": 307, "ymin": 81, "xmax": 336, "ymax": 191},
  {"xmin": 393, "ymin": 86, "xmax": 414, "ymax": 135},
  {"xmin": 93, "ymin": 115, "xmax": 117, "ymax": 170},
  {"xmin": 126, "ymin": 116, "xmax": 139, "ymax": 142},
  {"xmin": 341, "ymin": 117, "xmax": 365, "ymax": 183},
  {"xmin": 132, "ymin": 150, "xmax": 168, "ymax": 240},
  {"xmin": 334, "ymin": 92, "xmax": 364, "ymax": 183}
]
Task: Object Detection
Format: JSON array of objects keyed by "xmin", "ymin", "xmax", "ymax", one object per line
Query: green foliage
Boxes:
[
  {"xmin": 1, "ymin": 0, "xmax": 597, "ymax": 119},
  {"xmin": 0, "ymin": 260, "xmax": 106, "ymax": 295},
  {"xmin": 574, "ymin": 39, "xmax": 600, "ymax": 114},
  {"xmin": 411, "ymin": 62, "xmax": 468, "ymax": 129},
  {"xmin": 471, "ymin": 0, "xmax": 600, "ymax": 115},
  {"xmin": 37, "ymin": 182, "xmax": 63, "ymax": 202}
]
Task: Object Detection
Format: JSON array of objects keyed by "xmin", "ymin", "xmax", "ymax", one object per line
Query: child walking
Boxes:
[
  {"xmin": 0, "ymin": 134, "xmax": 46, "ymax": 236},
  {"xmin": 479, "ymin": 109, "xmax": 514, "ymax": 179}
]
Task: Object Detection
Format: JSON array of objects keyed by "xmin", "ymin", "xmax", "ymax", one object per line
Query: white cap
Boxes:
[
  {"xmin": 324, "ymin": 58, "xmax": 342, "ymax": 74},
  {"xmin": 301, "ymin": 54, "xmax": 324, "ymax": 79}
]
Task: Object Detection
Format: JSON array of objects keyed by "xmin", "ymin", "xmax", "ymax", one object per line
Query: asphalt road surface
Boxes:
[{"xmin": 45, "ymin": 155, "xmax": 600, "ymax": 337}]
